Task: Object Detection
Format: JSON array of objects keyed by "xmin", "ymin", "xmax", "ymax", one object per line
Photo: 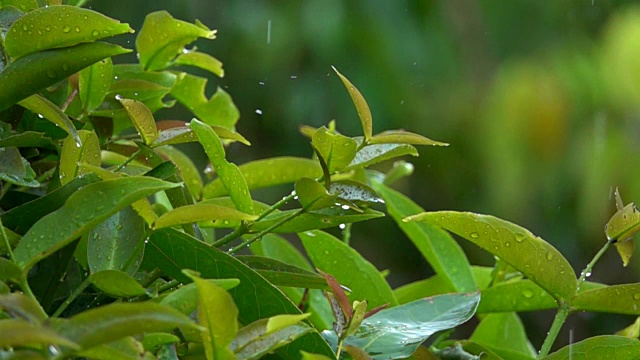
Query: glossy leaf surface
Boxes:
[
  {"xmin": 13, "ymin": 177, "xmax": 179, "ymax": 271},
  {"xmin": 4, "ymin": 5, "xmax": 132, "ymax": 59},
  {"xmin": 299, "ymin": 230, "xmax": 396, "ymax": 308},
  {"xmin": 119, "ymin": 98, "xmax": 157, "ymax": 145},
  {"xmin": 347, "ymin": 143, "xmax": 418, "ymax": 170},
  {"xmin": 0, "ymin": 146, "xmax": 39, "ymax": 187},
  {"xmin": 470, "ymin": 313, "xmax": 535, "ymax": 359},
  {"xmin": 153, "ymin": 124, "xmax": 250, "ymax": 148},
  {"xmin": 296, "ymin": 177, "xmax": 336, "ymax": 210},
  {"xmin": 329, "ymin": 180, "xmax": 382, "ymax": 203},
  {"xmin": 79, "ymin": 57, "xmax": 113, "ymax": 112},
  {"xmin": 59, "ymin": 130, "xmax": 100, "ymax": 185},
  {"xmin": 544, "ymin": 335, "xmax": 640, "ymax": 360},
  {"xmin": 232, "ymin": 317, "xmax": 312, "ymax": 360},
  {"xmin": 174, "ymin": 51, "xmax": 224, "ymax": 77},
  {"xmin": 312, "ymin": 127, "xmax": 357, "ymax": 173},
  {"xmin": 572, "ymin": 283, "xmax": 640, "ymax": 315},
  {"xmin": 89, "ymin": 270, "xmax": 147, "ymax": 297},
  {"xmin": 153, "ymin": 202, "xmax": 257, "ymax": 229},
  {"xmin": 159, "ymin": 278, "xmax": 240, "ymax": 316},
  {"xmin": 332, "ymin": 66, "xmax": 372, "ymax": 140},
  {"xmin": 155, "ymin": 145, "xmax": 203, "ymax": 199},
  {"xmin": 237, "ymin": 255, "xmax": 329, "ymax": 290},
  {"xmin": 18, "ymin": 94, "xmax": 80, "ymax": 146},
  {"xmin": 406, "ymin": 211, "xmax": 577, "ymax": 301},
  {"xmin": 248, "ymin": 207, "xmax": 384, "ymax": 233},
  {"xmin": 373, "ymin": 182, "xmax": 476, "ymax": 292},
  {"xmin": 368, "ymin": 130, "xmax": 448, "ymax": 146}
]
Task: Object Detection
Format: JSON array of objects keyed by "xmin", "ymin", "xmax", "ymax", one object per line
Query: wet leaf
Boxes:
[
  {"xmin": 544, "ymin": 335, "xmax": 640, "ymax": 360},
  {"xmin": 614, "ymin": 240, "xmax": 635, "ymax": 267},
  {"xmin": 12, "ymin": 177, "xmax": 179, "ymax": 271},
  {"xmin": 347, "ymin": 143, "xmax": 418, "ymax": 170},
  {"xmin": 0, "ymin": 319, "xmax": 79, "ymax": 349},
  {"xmin": 237, "ymin": 255, "xmax": 329, "ymax": 290},
  {"xmin": 373, "ymin": 183, "xmax": 477, "ymax": 293},
  {"xmin": 155, "ymin": 145, "xmax": 203, "ymax": 199},
  {"xmin": 153, "ymin": 125, "xmax": 249, "ymax": 149},
  {"xmin": 59, "ymin": 129, "xmax": 100, "ymax": 185},
  {"xmin": 174, "ymin": 51, "xmax": 224, "ymax": 77},
  {"xmin": 107, "ymin": 78, "xmax": 172, "ymax": 103},
  {"xmin": 332, "ymin": 67, "xmax": 372, "ymax": 141},
  {"xmin": 605, "ymin": 198, "xmax": 640, "ymax": 243},
  {"xmin": 0, "ymin": 257, "xmax": 22, "ymax": 283},
  {"xmin": 405, "ymin": 211, "xmax": 577, "ymax": 301},
  {"xmin": 159, "ymin": 278, "xmax": 240, "ymax": 315},
  {"xmin": 470, "ymin": 313, "xmax": 535, "ymax": 359},
  {"xmin": 204, "ymin": 157, "xmax": 321, "ymax": 198},
  {"xmin": 299, "ymin": 230, "xmax": 396, "ymax": 308},
  {"xmin": 232, "ymin": 316, "xmax": 312, "ymax": 360},
  {"xmin": 1, "ymin": 1, "xmax": 36, "ymax": 12},
  {"xmin": 324, "ymin": 292, "xmax": 480, "ymax": 360},
  {"xmin": 368, "ymin": 130, "xmax": 448, "ymax": 146},
  {"xmin": 171, "ymin": 73, "xmax": 239, "ymax": 130},
  {"xmin": 0, "ymin": 146, "xmax": 39, "ymax": 187},
  {"xmin": 329, "ymin": 180, "xmax": 382, "ymax": 203},
  {"xmin": 248, "ymin": 207, "xmax": 384, "ymax": 233},
  {"xmin": 0, "ymin": 130, "xmax": 56, "ymax": 149},
  {"xmin": 296, "ymin": 177, "xmax": 336, "ymax": 210},
  {"xmin": 571, "ymin": 283, "xmax": 640, "ymax": 315},
  {"xmin": 18, "ymin": 94, "xmax": 80, "ymax": 146},
  {"xmin": 184, "ymin": 270, "xmax": 237, "ymax": 360},
  {"xmin": 312, "ymin": 127, "xmax": 357, "ymax": 173},
  {"xmin": 0, "ymin": 293, "xmax": 46, "ymax": 323},
  {"xmin": 136, "ymin": 10, "xmax": 216, "ymax": 71},
  {"xmin": 0, "ymin": 227, "xmax": 21, "ymax": 256},
  {"xmin": 118, "ymin": 98, "xmax": 157, "ymax": 145},
  {"xmin": 0, "ymin": 42, "xmax": 131, "ymax": 112},
  {"xmin": 87, "ymin": 206, "xmax": 146, "ymax": 274},
  {"xmin": 112, "ymin": 64, "xmax": 177, "ymax": 88},
  {"xmin": 89, "ymin": 270, "xmax": 147, "ymax": 297},
  {"xmin": 79, "ymin": 57, "xmax": 113, "ymax": 112},
  {"xmin": 190, "ymin": 119, "xmax": 254, "ymax": 214},
  {"xmin": 153, "ymin": 202, "xmax": 257, "ymax": 229},
  {"xmin": 4, "ymin": 5, "xmax": 133, "ymax": 59}
]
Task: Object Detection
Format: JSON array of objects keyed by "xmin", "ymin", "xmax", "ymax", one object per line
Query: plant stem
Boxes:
[
  {"xmin": 52, "ymin": 277, "xmax": 91, "ymax": 318},
  {"xmin": 114, "ymin": 148, "xmax": 143, "ymax": 172},
  {"xmin": 0, "ymin": 218, "xmax": 15, "ymax": 262},
  {"xmin": 538, "ymin": 304, "xmax": 570, "ymax": 358},
  {"xmin": 342, "ymin": 223, "xmax": 352, "ymax": 245},
  {"xmin": 577, "ymin": 239, "xmax": 612, "ymax": 286},
  {"xmin": 157, "ymin": 279, "xmax": 181, "ymax": 293},
  {"xmin": 19, "ymin": 277, "xmax": 48, "ymax": 319},
  {"xmin": 228, "ymin": 207, "xmax": 306, "ymax": 254}
]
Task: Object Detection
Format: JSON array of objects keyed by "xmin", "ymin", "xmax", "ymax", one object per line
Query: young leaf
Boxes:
[
  {"xmin": 153, "ymin": 202, "xmax": 257, "ymax": 229},
  {"xmin": 368, "ymin": 130, "xmax": 448, "ymax": 146},
  {"xmin": 155, "ymin": 145, "xmax": 203, "ymax": 199},
  {"xmin": 118, "ymin": 98, "xmax": 157, "ymax": 145},
  {"xmin": 89, "ymin": 270, "xmax": 147, "ymax": 297},
  {"xmin": 18, "ymin": 94, "xmax": 81, "ymax": 146},
  {"xmin": 605, "ymin": 201, "xmax": 640, "ymax": 242},
  {"xmin": 4, "ymin": 5, "xmax": 133, "ymax": 59},
  {"xmin": 232, "ymin": 317, "xmax": 313, "ymax": 360},
  {"xmin": 544, "ymin": 335, "xmax": 640, "ymax": 360},
  {"xmin": 79, "ymin": 57, "xmax": 113, "ymax": 112},
  {"xmin": 299, "ymin": 230, "xmax": 397, "ymax": 308},
  {"xmin": 405, "ymin": 211, "xmax": 577, "ymax": 301},
  {"xmin": 59, "ymin": 130, "xmax": 101, "ymax": 185},
  {"xmin": 469, "ymin": 313, "xmax": 536, "ymax": 359},
  {"xmin": 12, "ymin": 177, "xmax": 179, "ymax": 271},
  {"xmin": 373, "ymin": 182, "xmax": 477, "ymax": 293},
  {"xmin": 0, "ymin": 319, "xmax": 79, "ymax": 349},
  {"xmin": 347, "ymin": 143, "xmax": 418, "ymax": 170},
  {"xmin": 0, "ymin": 42, "xmax": 131, "ymax": 112},
  {"xmin": 312, "ymin": 127, "xmax": 357, "ymax": 173},
  {"xmin": 332, "ymin": 66, "xmax": 372, "ymax": 141},
  {"xmin": 571, "ymin": 283, "xmax": 640, "ymax": 315},
  {"xmin": 204, "ymin": 157, "xmax": 322, "ymax": 199},
  {"xmin": 184, "ymin": 270, "xmax": 238, "ymax": 360},
  {"xmin": 174, "ymin": 51, "xmax": 224, "ymax": 77},
  {"xmin": 136, "ymin": 11, "xmax": 216, "ymax": 71},
  {"xmin": 0, "ymin": 146, "xmax": 39, "ymax": 187}
]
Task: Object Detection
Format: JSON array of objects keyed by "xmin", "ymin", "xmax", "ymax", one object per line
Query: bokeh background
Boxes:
[{"xmin": 93, "ymin": 0, "xmax": 640, "ymax": 352}]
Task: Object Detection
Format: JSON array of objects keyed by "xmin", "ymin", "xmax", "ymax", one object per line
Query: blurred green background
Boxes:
[{"xmin": 94, "ymin": 0, "xmax": 640, "ymax": 350}]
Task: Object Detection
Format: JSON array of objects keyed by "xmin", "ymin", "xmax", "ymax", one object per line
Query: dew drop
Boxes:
[
  {"xmin": 546, "ymin": 252, "xmax": 554, "ymax": 261},
  {"xmin": 22, "ymin": 24, "xmax": 28, "ymax": 31},
  {"xmin": 92, "ymin": 30, "xmax": 99, "ymax": 36},
  {"xmin": 75, "ymin": 26, "xmax": 80, "ymax": 32},
  {"xmin": 469, "ymin": 232, "xmax": 479, "ymax": 239},
  {"xmin": 523, "ymin": 290, "xmax": 534, "ymax": 299},
  {"xmin": 505, "ymin": 241, "xmax": 511, "ymax": 247},
  {"xmin": 339, "ymin": 223, "xmax": 346, "ymax": 230},
  {"xmin": 45, "ymin": 26, "xmax": 51, "ymax": 31},
  {"xmin": 634, "ymin": 293, "xmax": 640, "ymax": 300},
  {"xmin": 305, "ymin": 231, "xmax": 316, "ymax": 237},
  {"xmin": 62, "ymin": 25, "xmax": 71, "ymax": 33},
  {"xmin": 515, "ymin": 233, "xmax": 525, "ymax": 243}
]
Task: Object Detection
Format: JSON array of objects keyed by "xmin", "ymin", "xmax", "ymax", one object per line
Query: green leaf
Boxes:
[
  {"xmin": 184, "ymin": 270, "xmax": 238, "ymax": 360},
  {"xmin": 153, "ymin": 124, "xmax": 250, "ymax": 148},
  {"xmin": 12, "ymin": 176, "xmax": 179, "ymax": 271},
  {"xmin": 299, "ymin": 230, "xmax": 397, "ymax": 308},
  {"xmin": 368, "ymin": 130, "xmax": 448, "ymax": 146},
  {"xmin": 0, "ymin": 146, "xmax": 39, "ymax": 187},
  {"xmin": 295, "ymin": 177, "xmax": 336, "ymax": 210},
  {"xmin": 571, "ymin": 283, "xmax": 640, "ymax": 315},
  {"xmin": 0, "ymin": 42, "xmax": 131, "ymax": 112},
  {"xmin": 18, "ymin": 94, "xmax": 81, "ymax": 146},
  {"xmin": 373, "ymin": 183, "xmax": 477, "ymax": 292},
  {"xmin": 312, "ymin": 127, "xmax": 357, "ymax": 173},
  {"xmin": 78, "ymin": 336, "xmax": 148, "ymax": 360},
  {"xmin": 232, "ymin": 316, "xmax": 313, "ymax": 360},
  {"xmin": 4, "ymin": 5, "xmax": 133, "ymax": 59},
  {"xmin": 332, "ymin": 66, "xmax": 372, "ymax": 141},
  {"xmin": 159, "ymin": 278, "xmax": 240, "ymax": 315},
  {"xmin": 79, "ymin": 57, "xmax": 113, "ymax": 112},
  {"xmin": 112, "ymin": 64, "xmax": 177, "ymax": 88},
  {"xmin": 605, "ymin": 202, "xmax": 640, "ymax": 242},
  {"xmin": 0, "ymin": 130, "xmax": 56, "ymax": 149},
  {"xmin": 155, "ymin": 145, "xmax": 203, "ymax": 199},
  {"xmin": 59, "ymin": 129, "xmax": 101, "ymax": 185},
  {"xmin": 237, "ymin": 255, "xmax": 329, "ymax": 290},
  {"xmin": 136, "ymin": 10, "xmax": 216, "ymax": 71},
  {"xmin": 0, "ymin": 319, "xmax": 79, "ymax": 349},
  {"xmin": 405, "ymin": 211, "xmax": 577, "ymax": 301},
  {"xmin": 329, "ymin": 180, "xmax": 382, "ymax": 203},
  {"xmin": 0, "ymin": 293, "xmax": 47, "ymax": 323},
  {"xmin": 55, "ymin": 302, "xmax": 197, "ymax": 351},
  {"xmin": 153, "ymin": 202, "xmax": 257, "ymax": 229},
  {"xmin": 0, "ymin": 226, "xmax": 21, "ymax": 256},
  {"xmin": 249, "ymin": 207, "xmax": 385, "ymax": 233},
  {"xmin": 614, "ymin": 239, "xmax": 635, "ymax": 267},
  {"xmin": 204, "ymin": 157, "xmax": 322, "ymax": 199},
  {"xmin": 171, "ymin": 73, "xmax": 239, "ymax": 130},
  {"xmin": 89, "ymin": 270, "xmax": 147, "ymax": 297},
  {"xmin": 470, "ymin": 313, "xmax": 535, "ymax": 359},
  {"xmin": 441, "ymin": 341, "xmax": 501, "ymax": 360},
  {"xmin": 347, "ymin": 143, "xmax": 418, "ymax": 170},
  {"xmin": 190, "ymin": 119, "xmax": 254, "ymax": 214},
  {"xmin": 300, "ymin": 351, "xmax": 334, "ymax": 360},
  {"xmin": 543, "ymin": 335, "xmax": 640, "ymax": 360},
  {"xmin": 326, "ymin": 292, "xmax": 480, "ymax": 360},
  {"xmin": 394, "ymin": 276, "xmax": 454, "ymax": 304},
  {"xmin": 143, "ymin": 333, "xmax": 180, "ymax": 351},
  {"xmin": 1, "ymin": 0, "xmax": 36, "ymax": 12},
  {"xmin": 616, "ymin": 317, "xmax": 640, "ymax": 338},
  {"xmin": 87, "ymin": 206, "xmax": 146, "ymax": 274},
  {"xmin": 118, "ymin": 98, "xmax": 157, "ymax": 145},
  {"xmin": 144, "ymin": 228, "xmax": 336, "ymax": 359},
  {"xmin": 0, "ymin": 173, "xmax": 100, "ymax": 235},
  {"xmin": 174, "ymin": 51, "xmax": 224, "ymax": 77},
  {"xmin": 0, "ymin": 257, "xmax": 21, "ymax": 283}
]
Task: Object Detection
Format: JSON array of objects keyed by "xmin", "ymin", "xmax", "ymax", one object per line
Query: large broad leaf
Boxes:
[
  {"xmin": 571, "ymin": 283, "xmax": 640, "ymax": 315},
  {"xmin": 324, "ymin": 292, "xmax": 480, "ymax": 360},
  {"xmin": 332, "ymin": 67, "xmax": 372, "ymax": 141},
  {"xmin": 4, "ymin": 5, "xmax": 133, "ymax": 59},
  {"xmin": 299, "ymin": 230, "xmax": 397, "ymax": 308},
  {"xmin": 0, "ymin": 319, "xmax": 79, "ymax": 349},
  {"xmin": 144, "ymin": 228, "xmax": 336, "ymax": 359},
  {"xmin": 231, "ymin": 315, "xmax": 313, "ymax": 360},
  {"xmin": 405, "ymin": 211, "xmax": 577, "ymax": 301},
  {"xmin": 312, "ymin": 127, "xmax": 357, "ymax": 173},
  {"xmin": 12, "ymin": 177, "xmax": 179, "ymax": 271},
  {"xmin": 373, "ymin": 182, "xmax": 476, "ymax": 292},
  {"xmin": 18, "ymin": 94, "xmax": 81, "ymax": 146},
  {"xmin": 153, "ymin": 202, "xmax": 257, "ymax": 230},
  {"xmin": 0, "ymin": 42, "xmax": 131, "ymax": 111},
  {"xmin": 89, "ymin": 270, "xmax": 147, "ymax": 297},
  {"xmin": 136, "ymin": 11, "xmax": 216, "ymax": 71},
  {"xmin": 59, "ymin": 129, "xmax": 101, "ymax": 185},
  {"xmin": 248, "ymin": 207, "xmax": 384, "ymax": 234},
  {"xmin": 543, "ymin": 335, "xmax": 640, "ymax": 360},
  {"xmin": 79, "ymin": 57, "xmax": 113, "ymax": 112},
  {"xmin": 469, "ymin": 313, "xmax": 535, "ymax": 360},
  {"xmin": 0, "ymin": 146, "xmax": 39, "ymax": 187},
  {"xmin": 204, "ymin": 157, "xmax": 322, "ymax": 199}
]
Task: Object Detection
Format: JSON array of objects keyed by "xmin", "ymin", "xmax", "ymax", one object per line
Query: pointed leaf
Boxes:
[
  {"xmin": 118, "ymin": 98, "xmax": 157, "ymax": 145},
  {"xmin": 112, "ymin": 64, "xmax": 177, "ymax": 88},
  {"xmin": 470, "ymin": 313, "xmax": 535, "ymax": 359},
  {"xmin": 153, "ymin": 202, "xmax": 257, "ymax": 229},
  {"xmin": 572, "ymin": 283, "xmax": 640, "ymax": 315},
  {"xmin": 136, "ymin": 11, "xmax": 216, "ymax": 71},
  {"xmin": 373, "ymin": 183, "xmax": 477, "ymax": 292},
  {"xmin": 299, "ymin": 230, "xmax": 397, "ymax": 308},
  {"xmin": 332, "ymin": 67, "xmax": 372, "ymax": 140},
  {"xmin": 205, "ymin": 157, "xmax": 321, "ymax": 198},
  {"xmin": 159, "ymin": 279, "xmax": 240, "ymax": 315},
  {"xmin": 544, "ymin": 335, "xmax": 640, "ymax": 360},
  {"xmin": 329, "ymin": 180, "xmax": 382, "ymax": 203},
  {"xmin": 0, "ymin": 130, "xmax": 56, "ymax": 149},
  {"xmin": 312, "ymin": 127, "xmax": 357, "ymax": 173},
  {"xmin": 59, "ymin": 129, "xmax": 101, "ymax": 185},
  {"xmin": 605, "ymin": 203, "xmax": 640, "ymax": 242},
  {"xmin": 174, "ymin": 51, "xmax": 224, "ymax": 77},
  {"xmin": 405, "ymin": 211, "xmax": 577, "ymax": 301},
  {"xmin": 19, "ymin": 94, "xmax": 80, "ymax": 146},
  {"xmin": 369, "ymin": 130, "xmax": 448, "ymax": 146},
  {"xmin": 233, "ymin": 320, "xmax": 312, "ymax": 360},
  {"xmin": 0, "ymin": 319, "xmax": 79, "ymax": 349},
  {"xmin": 78, "ymin": 336, "xmax": 148, "ymax": 360},
  {"xmin": 155, "ymin": 145, "xmax": 203, "ymax": 199},
  {"xmin": 13, "ymin": 177, "xmax": 179, "ymax": 271},
  {"xmin": 347, "ymin": 143, "xmax": 418, "ymax": 170},
  {"xmin": 0, "ymin": 146, "xmax": 39, "ymax": 187},
  {"xmin": 153, "ymin": 124, "xmax": 249, "ymax": 148},
  {"xmin": 296, "ymin": 177, "xmax": 336, "ymax": 210},
  {"xmin": 346, "ymin": 300, "xmax": 368, "ymax": 336},
  {"xmin": 249, "ymin": 207, "xmax": 384, "ymax": 233},
  {"xmin": 616, "ymin": 317, "xmax": 640, "ymax": 338},
  {"xmin": 237, "ymin": 255, "xmax": 329, "ymax": 290},
  {"xmin": 107, "ymin": 79, "xmax": 171, "ymax": 102},
  {"xmin": 0, "ymin": 42, "xmax": 131, "ymax": 111},
  {"xmin": 79, "ymin": 57, "xmax": 113, "ymax": 112},
  {"xmin": 614, "ymin": 240, "xmax": 635, "ymax": 267},
  {"xmin": 4, "ymin": 5, "xmax": 133, "ymax": 59},
  {"xmin": 89, "ymin": 270, "xmax": 147, "ymax": 297}
]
